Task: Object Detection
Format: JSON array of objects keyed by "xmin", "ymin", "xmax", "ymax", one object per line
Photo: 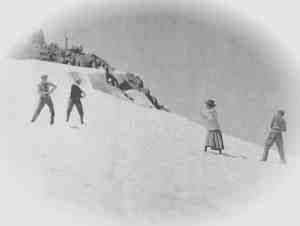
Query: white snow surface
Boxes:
[{"xmin": 0, "ymin": 59, "xmax": 288, "ymax": 226}]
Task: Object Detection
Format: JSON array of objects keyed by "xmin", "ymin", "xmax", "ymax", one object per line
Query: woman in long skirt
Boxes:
[{"xmin": 200, "ymin": 99, "xmax": 224, "ymax": 154}]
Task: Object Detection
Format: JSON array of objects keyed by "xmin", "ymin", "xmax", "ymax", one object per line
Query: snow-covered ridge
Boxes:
[
  {"xmin": 0, "ymin": 59, "xmax": 285, "ymax": 225},
  {"xmin": 10, "ymin": 30, "xmax": 169, "ymax": 112}
]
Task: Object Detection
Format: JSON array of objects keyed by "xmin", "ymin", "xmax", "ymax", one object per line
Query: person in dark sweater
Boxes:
[{"xmin": 66, "ymin": 79, "xmax": 86, "ymax": 124}]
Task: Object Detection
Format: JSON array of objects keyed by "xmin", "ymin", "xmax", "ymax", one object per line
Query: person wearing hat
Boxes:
[
  {"xmin": 66, "ymin": 78, "xmax": 86, "ymax": 124},
  {"xmin": 31, "ymin": 74, "xmax": 57, "ymax": 125},
  {"xmin": 200, "ymin": 99, "xmax": 224, "ymax": 154},
  {"xmin": 261, "ymin": 110, "xmax": 287, "ymax": 164}
]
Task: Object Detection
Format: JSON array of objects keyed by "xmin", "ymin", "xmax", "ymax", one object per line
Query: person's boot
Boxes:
[
  {"xmin": 218, "ymin": 149, "xmax": 222, "ymax": 155},
  {"xmin": 66, "ymin": 112, "xmax": 71, "ymax": 122},
  {"xmin": 204, "ymin": 146, "xmax": 208, "ymax": 152},
  {"xmin": 50, "ymin": 117, "xmax": 54, "ymax": 125},
  {"xmin": 261, "ymin": 149, "xmax": 269, "ymax": 162},
  {"xmin": 280, "ymin": 157, "xmax": 287, "ymax": 164}
]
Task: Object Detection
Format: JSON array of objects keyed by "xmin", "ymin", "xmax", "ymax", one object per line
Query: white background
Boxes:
[{"xmin": 0, "ymin": 0, "xmax": 299, "ymax": 225}]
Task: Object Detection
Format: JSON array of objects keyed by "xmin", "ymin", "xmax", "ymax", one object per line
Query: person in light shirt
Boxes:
[
  {"xmin": 261, "ymin": 110, "xmax": 287, "ymax": 164},
  {"xmin": 200, "ymin": 99, "xmax": 224, "ymax": 154},
  {"xmin": 31, "ymin": 74, "xmax": 57, "ymax": 125}
]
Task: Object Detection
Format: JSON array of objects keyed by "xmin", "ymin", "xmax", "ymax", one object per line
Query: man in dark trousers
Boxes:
[
  {"xmin": 31, "ymin": 74, "xmax": 57, "ymax": 125},
  {"xmin": 261, "ymin": 110, "xmax": 287, "ymax": 164},
  {"xmin": 66, "ymin": 79, "xmax": 86, "ymax": 124}
]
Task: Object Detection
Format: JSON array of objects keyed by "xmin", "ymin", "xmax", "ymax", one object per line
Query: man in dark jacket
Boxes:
[
  {"xmin": 261, "ymin": 110, "xmax": 287, "ymax": 164},
  {"xmin": 31, "ymin": 74, "xmax": 57, "ymax": 125},
  {"xmin": 66, "ymin": 79, "xmax": 86, "ymax": 124}
]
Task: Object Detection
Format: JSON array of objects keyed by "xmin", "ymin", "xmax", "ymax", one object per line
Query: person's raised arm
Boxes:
[
  {"xmin": 81, "ymin": 89, "xmax": 86, "ymax": 98},
  {"xmin": 282, "ymin": 119, "xmax": 287, "ymax": 132},
  {"xmin": 200, "ymin": 109, "xmax": 208, "ymax": 119},
  {"xmin": 270, "ymin": 115, "xmax": 276, "ymax": 129},
  {"xmin": 49, "ymin": 83, "xmax": 57, "ymax": 94},
  {"xmin": 37, "ymin": 84, "xmax": 43, "ymax": 95}
]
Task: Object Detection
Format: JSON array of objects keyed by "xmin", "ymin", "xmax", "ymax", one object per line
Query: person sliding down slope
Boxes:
[
  {"xmin": 104, "ymin": 66, "xmax": 119, "ymax": 87},
  {"xmin": 200, "ymin": 99, "xmax": 224, "ymax": 154},
  {"xmin": 66, "ymin": 79, "xmax": 86, "ymax": 124},
  {"xmin": 31, "ymin": 74, "xmax": 57, "ymax": 125}
]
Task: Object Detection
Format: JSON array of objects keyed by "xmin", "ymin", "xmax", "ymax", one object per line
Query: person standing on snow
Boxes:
[
  {"xmin": 31, "ymin": 74, "xmax": 57, "ymax": 125},
  {"xmin": 200, "ymin": 99, "xmax": 224, "ymax": 154},
  {"xmin": 66, "ymin": 79, "xmax": 86, "ymax": 124},
  {"xmin": 261, "ymin": 110, "xmax": 287, "ymax": 164}
]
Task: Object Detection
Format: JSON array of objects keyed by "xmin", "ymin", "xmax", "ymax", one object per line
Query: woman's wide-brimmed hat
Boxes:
[
  {"xmin": 205, "ymin": 99, "xmax": 216, "ymax": 108},
  {"xmin": 41, "ymin": 74, "xmax": 48, "ymax": 79}
]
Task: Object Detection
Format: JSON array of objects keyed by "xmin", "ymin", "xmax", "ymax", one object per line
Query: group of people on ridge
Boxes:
[
  {"xmin": 31, "ymin": 75, "xmax": 287, "ymax": 164},
  {"xmin": 31, "ymin": 74, "xmax": 86, "ymax": 125}
]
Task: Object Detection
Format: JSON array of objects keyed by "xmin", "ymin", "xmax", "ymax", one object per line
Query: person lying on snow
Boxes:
[
  {"xmin": 66, "ymin": 79, "xmax": 86, "ymax": 124},
  {"xmin": 31, "ymin": 74, "xmax": 57, "ymax": 125},
  {"xmin": 200, "ymin": 99, "xmax": 224, "ymax": 154}
]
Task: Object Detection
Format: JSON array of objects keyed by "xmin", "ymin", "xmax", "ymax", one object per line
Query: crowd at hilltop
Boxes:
[
  {"xmin": 12, "ymin": 29, "xmax": 168, "ymax": 111},
  {"xmin": 24, "ymin": 29, "xmax": 111, "ymax": 69}
]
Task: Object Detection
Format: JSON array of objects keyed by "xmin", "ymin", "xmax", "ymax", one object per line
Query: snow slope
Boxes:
[{"xmin": 0, "ymin": 59, "xmax": 287, "ymax": 226}]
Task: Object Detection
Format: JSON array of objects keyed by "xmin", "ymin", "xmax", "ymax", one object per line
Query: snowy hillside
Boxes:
[{"xmin": 0, "ymin": 59, "xmax": 287, "ymax": 225}]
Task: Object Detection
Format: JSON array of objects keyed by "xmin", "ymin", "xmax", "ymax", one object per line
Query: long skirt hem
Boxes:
[{"xmin": 205, "ymin": 129, "xmax": 224, "ymax": 150}]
